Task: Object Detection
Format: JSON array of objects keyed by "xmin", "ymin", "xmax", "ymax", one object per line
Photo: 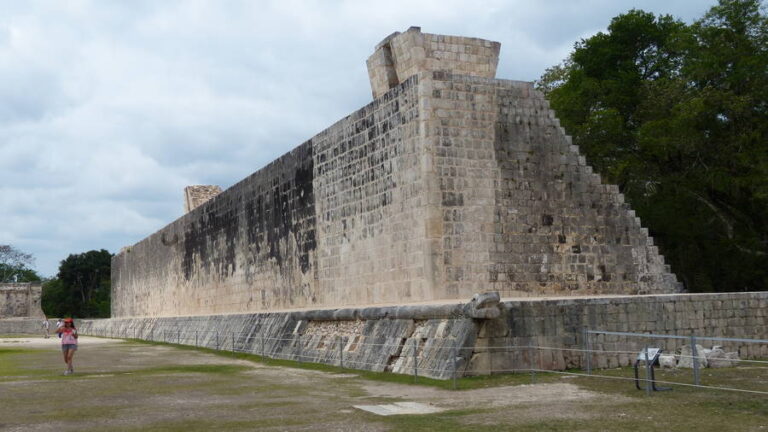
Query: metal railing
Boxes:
[
  {"xmin": 583, "ymin": 328, "xmax": 768, "ymax": 388},
  {"xmin": 81, "ymin": 325, "xmax": 768, "ymax": 395}
]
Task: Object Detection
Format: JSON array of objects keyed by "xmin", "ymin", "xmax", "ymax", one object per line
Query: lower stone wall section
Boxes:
[
  {"xmin": 78, "ymin": 303, "xmax": 483, "ymax": 380},
  {"xmin": 0, "ymin": 318, "xmax": 48, "ymax": 334},
  {"xmin": 473, "ymin": 292, "xmax": 768, "ymax": 373},
  {"xmin": 4, "ymin": 292, "xmax": 759, "ymax": 379}
]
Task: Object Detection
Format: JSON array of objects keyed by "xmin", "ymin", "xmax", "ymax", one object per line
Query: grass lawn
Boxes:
[{"xmin": 0, "ymin": 336, "xmax": 765, "ymax": 431}]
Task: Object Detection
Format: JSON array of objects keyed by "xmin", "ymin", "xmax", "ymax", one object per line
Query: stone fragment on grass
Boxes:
[
  {"xmin": 659, "ymin": 354, "xmax": 677, "ymax": 368},
  {"xmin": 725, "ymin": 352, "xmax": 740, "ymax": 366},
  {"xmin": 706, "ymin": 347, "xmax": 730, "ymax": 368},
  {"xmin": 678, "ymin": 344, "xmax": 708, "ymax": 368}
]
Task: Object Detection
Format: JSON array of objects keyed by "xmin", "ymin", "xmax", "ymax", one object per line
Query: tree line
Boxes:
[{"xmin": 538, "ymin": 0, "xmax": 768, "ymax": 292}]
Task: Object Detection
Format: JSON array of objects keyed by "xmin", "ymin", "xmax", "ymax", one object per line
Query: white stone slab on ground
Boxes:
[{"xmin": 353, "ymin": 402, "xmax": 444, "ymax": 416}]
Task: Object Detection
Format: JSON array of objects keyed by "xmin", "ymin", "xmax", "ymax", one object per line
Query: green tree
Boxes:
[
  {"xmin": 538, "ymin": 0, "xmax": 768, "ymax": 292},
  {"xmin": 0, "ymin": 245, "xmax": 41, "ymax": 282},
  {"xmin": 41, "ymin": 278, "xmax": 70, "ymax": 318},
  {"xmin": 42, "ymin": 249, "xmax": 112, "ymax": 318}
]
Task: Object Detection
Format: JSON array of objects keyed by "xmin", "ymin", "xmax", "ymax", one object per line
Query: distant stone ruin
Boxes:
[
  {"xmin": 0, "ymin": 282, "xmax": 44, "ymax": 319},
  {"xmin": 183, "ymin": 185, "xmax": 223, "ymax": 213},
  {"xmin": 112, "ymin": 26, "xmax": 680, "ymax": 319}
]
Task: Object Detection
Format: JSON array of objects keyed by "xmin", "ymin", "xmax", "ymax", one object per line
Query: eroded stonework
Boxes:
[
  {"xmin": 184, "ymin": 185, "xmax": 223, "ymax": 213},
  {"xmin": 77, "ymin": 291, "xmax": 768, "ymax": 379},
  {"xmin": 0, "ymin": 283, "xmax": 44, "ymax": 318},
  {"xmin": 367, "ymin": 26, "xmax": 500, "ymax": 99},
  {"xmin": 112, "ymin": 28, "xmax": 680, "ymax": 319}
]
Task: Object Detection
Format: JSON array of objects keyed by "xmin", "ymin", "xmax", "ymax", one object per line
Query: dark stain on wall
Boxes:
[
  {"xmin": 181, "ymin": 143, "xmax": 316, "ymax": 282},
  {"xmin": 181, "ymin": 201, "xmax": 238, "ymax": 281}
]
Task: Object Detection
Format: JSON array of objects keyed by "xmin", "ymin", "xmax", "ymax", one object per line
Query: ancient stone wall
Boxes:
[
  {"xmin": 113, "ymin": 143, "xmax": 317, "ymax": 317},
  {"xmin": 313, "ymin": 76, "xmax": 427, "ymax": 306},
  {"xmin": 419, "ymin": 72, "xmax": 678, "ymax": 297},
  {"xmin": 0, "ymin": 318, "xmax": 48, "ymax": 334},
  {"xmin": 473, "ymin": 292, "xmax": 768, "ymax": 373},
  {"xmin": 0, "ymin": 283, "xmax": 44, "ymax": 318},
  {"xmin": 79, "ymin": 300, "xmax": 485, "ymax": 380},
  {"xmin": 72, "ymin": 291, "xmax": 768, "ymax": 379},
  {"xmin": 112, "ymin": 77, "xmax": 426, "ymax": 317},
  {"xmin": 113, "ymin": 28, "xmax": 679, "ymax": 318}
]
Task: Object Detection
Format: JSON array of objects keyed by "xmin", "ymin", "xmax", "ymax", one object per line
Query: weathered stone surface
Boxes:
[
  {"xmin": 78, "ymin": 298, "xmax": 481, "ymax": 380},
  {"xmin": 60, "ymin": 291, "xmax": 768, "ymax": 379},
  {"xmin": 183, "ymin": 185, "xmax": 222, "ymax": 213},
  {"xmin": 473, "ymin": 291, "xmax": 768, "ymax": 374},
  {"xmin": 113, "ymin": 75, "xmax": 424, "ymax": 317},
  {"xmin": 677, "ymin": 345, "xmax": 708, "ymax": 369},
  {"xmin": 0, "ymin": 317, "xmax": 47, "ymax": 333},
  {"xmin": 366, "ymin": 27, "xmax": 500, "ymax": 99},
  {"xmin": 0, "ymin": 283, "xmax": 44, "ymax": 319},
  {"xmin": 465, "ymin": 292, "xmax": 502, "ymax": 319},
  {"xmin": 112, "ymin": 28, "xmax": 681, "ymax": 319},
  {"xmin": 354, "ymin": 402, "xmax": 444, "ymax": 416},
  {"xmin": 659, "ymin": 354, "xmax": 677, "ymax": 368},
  {"xmin": 706, "ymin": 347, "xmax": 741, "ymax": 368}
]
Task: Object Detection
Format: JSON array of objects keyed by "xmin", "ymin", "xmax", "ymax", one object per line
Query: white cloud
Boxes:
[{"xmin": 0, "ymin": 0, "xmax": 712, "ymax": 276}]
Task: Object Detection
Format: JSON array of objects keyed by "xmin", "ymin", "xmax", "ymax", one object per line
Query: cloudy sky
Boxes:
[{"xmin": 1, "ymin": 0, "xmax": 712, "ymax": 277}]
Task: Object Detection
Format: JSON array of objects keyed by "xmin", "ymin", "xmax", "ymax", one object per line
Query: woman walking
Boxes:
[{"xmin": 56, "ymin": 318, "xmax": 78, "ymax": 375}]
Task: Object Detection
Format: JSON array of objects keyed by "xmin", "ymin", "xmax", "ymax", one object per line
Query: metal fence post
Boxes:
[
  {"xmin": 452, "ymin": 345, "xmax": 458, "ymax": 390},
  {"xmin": 530, "ymin": 345, "xmax": 536, "ymax": 384},
  {"xmin": 506, "ymin": 340, "xmax": 512, "ymax": 374},
  {"xmin": 413, "ymin": 339, "xmax": 419, "ymax": 382},
  {"xmin": 691, "ymin": 335, "xmax": 700, "ymax": 386},
  {"xmin": 216, "ymin": 331, "xmax": 219, "ymax": 351},
  {"xmin": 297, "ymin": 335, "xmax": 303, "ymax": 363},
  {"xmin": 644, "ymin": 346, "xmax": 651, "ymax": 396},
  {"xmin": 232, "ymin": 332, "xmax": 235, "ymax": 357},
  {"xmin": 178, "ymin": 329, "xmax": 181, "ymax": 345},
  {"xmin": 584, "ymin": 327, "xmax": 592, "ymax": 375},
  {"xmin": 261, "ymin": 333, "xmax": 265, "ymax": 359},
  {"xmin": 195, "ymin": 330, "xmax": 198, "ymax": 348}
]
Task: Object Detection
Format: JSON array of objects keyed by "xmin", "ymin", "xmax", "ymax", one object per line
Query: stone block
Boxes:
[
  {"xmin": 706, "ymin": 347, "xmax": 737, "ymax": 368},
  {"xmin": 659, "ymin": 354, "xmax": 677, "ymax": 368},
  {"xmin": 678, "ymin": 344, "xmax": 708, "ymax": 368}
]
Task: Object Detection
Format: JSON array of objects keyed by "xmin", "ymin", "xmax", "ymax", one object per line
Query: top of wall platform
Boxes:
[{"xmin": 366, "ymin": 26, "xmax": 501, "ymax": 99}]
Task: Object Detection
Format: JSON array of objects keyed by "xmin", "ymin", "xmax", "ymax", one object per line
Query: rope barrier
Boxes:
[{"xmin": 77, "ymin": 324, "xmax": 768, "ymax": 395}]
